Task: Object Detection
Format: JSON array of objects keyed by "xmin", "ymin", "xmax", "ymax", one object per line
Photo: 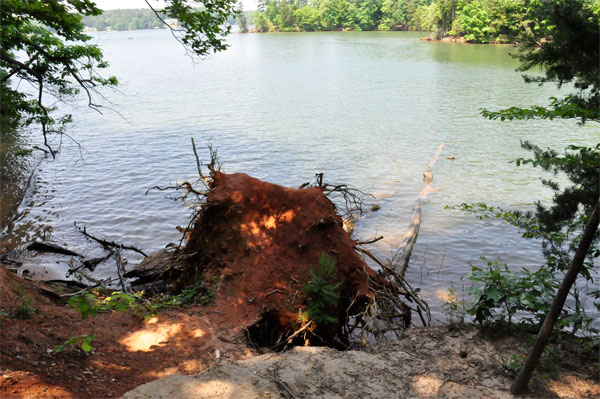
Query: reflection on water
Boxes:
[
  {"xmin": 0, "ymin": 129, "xmax": 43, "ymax": 251},
  {"xmin": 2, "ymin": 30, "xmax": 597, "ymax": 320}
]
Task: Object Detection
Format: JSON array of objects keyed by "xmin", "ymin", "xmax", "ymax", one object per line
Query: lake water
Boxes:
[{"xmin": 2, "ymin": 30, "xmax": 597, "ymax": 323}]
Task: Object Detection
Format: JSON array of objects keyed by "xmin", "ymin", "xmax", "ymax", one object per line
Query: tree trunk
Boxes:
[
  {"xmin": 510, "ymin": 199, "xmax": 600, "ymax": 395},
  {"xmin": 394, "ymin": 143, "xmax": 445, "ymax": 277}
]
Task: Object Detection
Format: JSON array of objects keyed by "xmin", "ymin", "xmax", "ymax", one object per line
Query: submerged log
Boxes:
[{"xmin": 393, "ymin": 143, "xmax": 446, "ymax": 277}]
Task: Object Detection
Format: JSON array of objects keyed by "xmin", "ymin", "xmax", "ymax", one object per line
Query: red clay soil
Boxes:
[
  {"xmin": 0, "ymin": 172, "xmax": 379, "ymax": 398},
  {"xmin": 0, "ymin": 267, "xmax": 255, "ymax": 399},
  {"xmin": 178, "ymin": 171, "xmax": 378, "ymax": 342}
]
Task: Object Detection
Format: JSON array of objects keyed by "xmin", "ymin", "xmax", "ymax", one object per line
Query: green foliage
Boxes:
[
  {"xmin": 303, "ymin": 253, "xmax": 343, "ymax": 325},
  {"xmin": 140, "ymin": 281, "xmax": 216, "ymax": 314},
  {"xmin": 460, "ymin": 0, "xmax": 492, "ymax": 43},
  {"xmin": 177, "ymin": 281, "xmax": 215, "ymax": 305},
  {"xmin": 477, "ymin": 3, "xmax": 599, "ymax": 330},
  {"xmin": 502, "ymin": 353, "xmax": 526, "ymax": 377},
  {"xmin": 0, "ymin": 0, "xmax": 117, "ymax": 156},
  {"xmin": 63, "ymin": 290, "xmax": 140, "ymax": 353},
  {"xmin": 251, "ymin": 11, "xmax": 273, "ymax": 32},
  {"xmin": 68, "ymin": 292, "xmax": 100, "ymax": 319},
  {"xmin": 15, "ymin": 288, "xmax": 36, "ymax": 319},
  {"xmin": 448, "ymin": 195, "xmax": 598, "ymax": 333},
  {"xmin": 483, "ymin": 0, "xmax": 599, "ymax": 124},
  {"xmin": 441, "ymin": 282, "xmax": 467, "ymax": 324},
  {"xmin": 236, "ymin": 1, "xmax": 249, "ymax": 32},
  {"xmin": 55, "ymin": 334, "xmax": 96, "ymax": 353},
  {"xmin": 295, "ymin": 6, "xmax": 323, "ymax": 31},
  {"xmin": 446, "ymin": 145, "xmax": 598, "ymax": 334},
  {"xmin": 465, "ymin": 257, "xmax": 557, "ymax": 326},
  {"xmin": 248, "ymin": 0, "xmax": 541, "ymax": 37}
]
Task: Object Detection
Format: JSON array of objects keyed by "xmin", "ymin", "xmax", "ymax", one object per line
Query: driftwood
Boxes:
[
  {"xmin": 393, "ymin": 143, "xmax": 446, "ymax": 277},
  {"xmin": 75, "ymin": 222, "xmax": 148, "ymax": 257},
  {"xmin": 27, "ymin": 241, "xmax": 83, "ymax": 258}
]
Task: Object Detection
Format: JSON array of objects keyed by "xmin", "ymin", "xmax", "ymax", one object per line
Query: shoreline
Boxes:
[{"xmin": 1, "ymin": 266, "xmax": 597, "ymax": 399}]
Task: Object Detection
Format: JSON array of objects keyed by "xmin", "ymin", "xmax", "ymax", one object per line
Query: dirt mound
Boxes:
[{"xmin": 176, "ymin": 171, "xmax": 378, "ymax": 346}]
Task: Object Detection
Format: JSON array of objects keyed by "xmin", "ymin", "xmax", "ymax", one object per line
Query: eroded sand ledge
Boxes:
[{"xmin": 122, "ymin": 325, "xmax": 598, "ymax": 399}]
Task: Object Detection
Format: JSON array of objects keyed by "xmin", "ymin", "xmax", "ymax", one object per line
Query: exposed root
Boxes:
[{"xmin": 352, "ymin": 245, "xmax": 430, "ymax": 343}]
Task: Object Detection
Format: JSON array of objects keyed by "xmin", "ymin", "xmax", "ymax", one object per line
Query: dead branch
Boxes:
[
  {"xmin": 355, "ymin": 236, "xmax": 384, "ymax": 246},
  {"xmin": 67, "ymin": 251, "xmax": 113, "ymax": 275},
  {"xmin": 272, "ymin": 364, "xmax": 299, "ymax": 399},
  {"xmin": 271, "ymin": 320, "xmax": 315, "ymax": 351},
  {"xmin": 145, "ymin": 182, "xmax": 207, "ymax": 198},
  {"xmin": 115, "ymin": 247, "xmax": 130, "ymax": 293},
  {"xmin": 393, "ymin": 143, "xmax": 446, "ymax": 277},
  {"xmin": 191, "ymin": 137, "xmax": 203, "ymax": 178},
  {"xmin": 353, "ymin": 245, "xmax": 431, "ymax": 341},
  {"xmin": 74, "ymin": 222, "xmax": 148, "ymax": 257},
  {"xmin": 322, "ymin": 182, "xmax": 372, "ymax": 219},
  {"xmin": 263, "ymin": 289, "xmax": 287, "ymax": 298},
  {"xmin": 58, "ymin": 277, "xmax": 120, "ymax": 297}
]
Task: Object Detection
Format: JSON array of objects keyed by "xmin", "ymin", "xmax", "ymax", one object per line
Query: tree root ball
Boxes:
[{"xmin": 177, "ymin": 172, "xmax": 378, "ymax": 348}]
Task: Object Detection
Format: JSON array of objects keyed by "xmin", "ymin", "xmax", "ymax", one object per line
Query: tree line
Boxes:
[
  {"xmin": 81, "ymin": 8, "xmax": 240, "ymax": 32},
  {"xmin": 250, "ymin": 0, "xmax": 545, "ymax": 43},
  {"xmin": 80, "ymin": 9, "xmax": 168, "ymax": 31}
]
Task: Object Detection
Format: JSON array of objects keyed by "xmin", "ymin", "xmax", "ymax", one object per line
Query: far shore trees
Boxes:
[
  {"xmin": 249, "ymin": 0, "xmax": 538, "ymax": 40},
  {"xmin": 236, "ymin": 1, "xmax": 249, "ymax": 32}
]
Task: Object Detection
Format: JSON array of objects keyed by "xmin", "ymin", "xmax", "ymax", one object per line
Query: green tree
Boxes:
[
  {"xmin": 1, "ymin": 0, "xmax": 235, "ymax": 156},
  {"xmin": 276, "ymin": 0, "xmax": 297, "ymax": 31},
  {"xmin": 236, "ymin": 0, "xmax": 249, "ymax": 32},
  {"xmin": 295, "ymin": 5, "xmax": 323, "ymax": 31},
  {"xmin": 379, "ymin": 0, "xmax": 407, "ymax": 31},
  {"xmin": 468, "ymin": 0, "xmax": 598, "ymax": 392},
  {"xmin": 460, "ymin": 0, "xmax": 492, "ymax": 42},
  {"xmin": 252, "ymin": 11, "xmax": 273, "ymax": 31}
]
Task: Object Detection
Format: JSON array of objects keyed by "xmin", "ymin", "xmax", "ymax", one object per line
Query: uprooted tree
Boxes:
[{"xmin": 128, "ymin": 140, "xmax": 430, "ymax": 349}]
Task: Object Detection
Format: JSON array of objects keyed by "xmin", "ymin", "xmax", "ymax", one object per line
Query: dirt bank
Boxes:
[
  {"xmin": 1, "ymin": 267, "xmax": 598, "ymax": 399},
  {"xmin": 122, "ymin": 324, "xmax": 599, "ymax": 399}
]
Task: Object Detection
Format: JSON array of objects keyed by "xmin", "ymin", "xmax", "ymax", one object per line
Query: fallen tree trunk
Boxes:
[{"xmin": 393, "ymin": 143, "xmax": 446, "ymax": 277}]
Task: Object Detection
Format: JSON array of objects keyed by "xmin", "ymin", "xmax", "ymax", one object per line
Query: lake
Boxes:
[{"xmin": 2, "ymin": 29, "xmax": 597, "ymax": 322}]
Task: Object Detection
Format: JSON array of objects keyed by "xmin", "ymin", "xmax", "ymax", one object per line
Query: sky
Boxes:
[{"xmin": 93, "ymin": 0, "xmax": 257, "ymax": 11}]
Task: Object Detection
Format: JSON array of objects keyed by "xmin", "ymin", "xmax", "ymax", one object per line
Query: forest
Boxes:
[
  {"xmin": 80, "ymin": 9, "xmax": 167, "ymax": 31},
  {"xmin": 252, "ymin": 0, "xmax": 546, "ymax": 42},
  {"xmin": 81, "ymin": 8, "xmax": 240, "ymax": 31}
]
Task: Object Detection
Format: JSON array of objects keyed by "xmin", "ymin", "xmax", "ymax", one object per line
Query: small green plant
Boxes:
[
  {"xmin": 441, "ymin": 283, "xmax": 467, "ymax": 324},
  {"xmin": 303, "ymin": 253, "xmax": 343, "ymax": 325},
  {"xmin": 15, "ymin": 287, "xmax": 36, "ymax": 319},
  {"xmin": 502, "ymin": 353, "xmax": 525, "ymax": 377},
  {"xmin": 58, "ymin": 290, "xmax": 139, "ymax": 353},
  {"xmin": 141, "ymin": 280, "xmax": 216, "ymax": 314},
  {"xmin": 55, "ymin": 335, "xmax": 96, "ymax": 353},
  {"xmin": 177, "ymin": 281, "xmax": 214, "ymax": 305},
  {"xmin": 68, "ymin": 292, "xmax": 99, "ymax": 319}
]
